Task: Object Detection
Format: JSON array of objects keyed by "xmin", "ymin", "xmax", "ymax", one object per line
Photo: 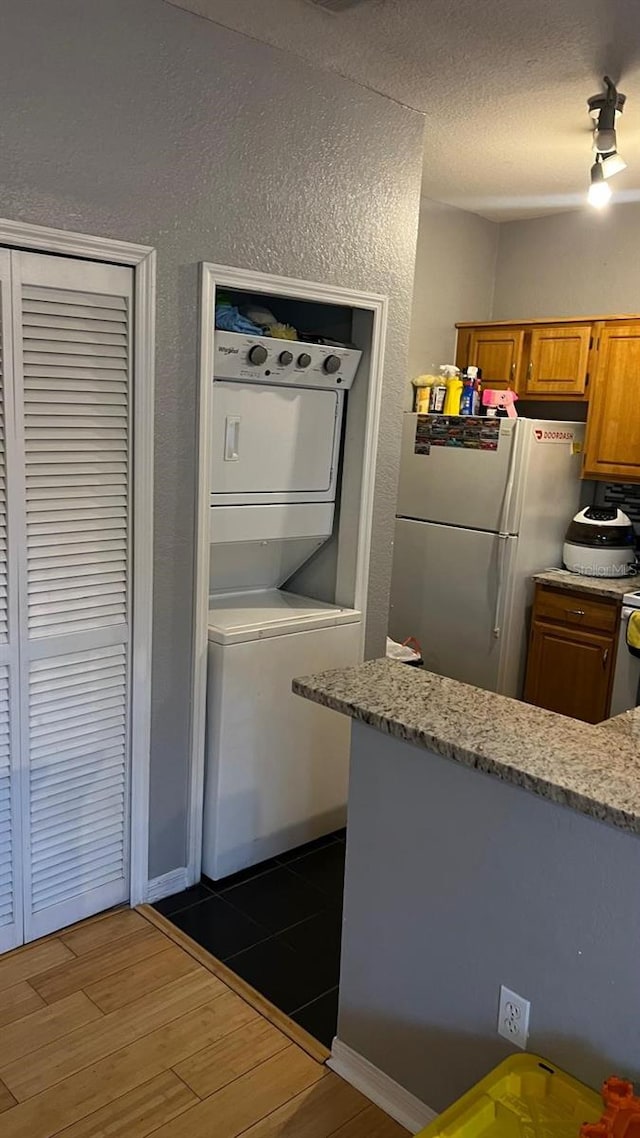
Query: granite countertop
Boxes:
[
  {"xmin": 532, "ymin": 567, "xmax": 638, "ymax": 601},
  {"xmin": 293, "ymin": 659, "xmax": 640, "ymax": 836}
]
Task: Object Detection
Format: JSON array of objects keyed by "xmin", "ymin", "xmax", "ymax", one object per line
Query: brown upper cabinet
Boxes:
[
  {"xmin": 583, "ymin": 323, "xmax": 640, "ymax": 480},
  {"xmin": 462, "ymin": 327, "xmax": 524, "ymax": 391},
  {"xmin": 456, "ymin": 319, "xmax": 593, "ymax": 400},
  {"xmin": 525, "ymin": 324, "xmax": 591, "ymax": 397}
]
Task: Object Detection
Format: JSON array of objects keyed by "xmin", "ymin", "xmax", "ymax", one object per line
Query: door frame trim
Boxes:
[
  {"xmin": 190, "ymin": 262, "xmax": 387, "ymax": 885},
  {"xmin": 0, "ymin": 217, "xmax": 156, "ymax": 911}
]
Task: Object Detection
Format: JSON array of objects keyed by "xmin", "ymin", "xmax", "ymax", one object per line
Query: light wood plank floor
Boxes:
[{"xmin": 0, "ymin": 906, "xmax": 408, "ymax": 1138}]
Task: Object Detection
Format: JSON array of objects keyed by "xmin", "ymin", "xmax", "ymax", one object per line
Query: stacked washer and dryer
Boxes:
[{"xmin": 202, "ymin": 328, "xmax": 364, "ymax": 880}]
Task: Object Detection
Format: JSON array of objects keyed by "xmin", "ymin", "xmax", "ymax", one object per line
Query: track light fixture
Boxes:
[{"xmin": 587, "ymin": 76, "xmax": 626, "ymax": 207}]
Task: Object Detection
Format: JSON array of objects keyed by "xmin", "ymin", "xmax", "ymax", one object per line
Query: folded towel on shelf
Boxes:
[{"xmin": 215, "ymin": 304, "xmax": 263, "ymax": 334}]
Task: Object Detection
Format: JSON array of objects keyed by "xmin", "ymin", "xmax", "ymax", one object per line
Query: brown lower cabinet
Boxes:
[{"xmin": 524, "ymin": 585, "xmax": 619, "ymax": 724}]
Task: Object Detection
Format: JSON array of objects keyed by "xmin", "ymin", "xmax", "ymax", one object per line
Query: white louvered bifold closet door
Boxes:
[
  {"xmin": 12, "ymin": 251, "xmax": 133, "ymax": 942},
  {"xmin": 0, "ymin": 251, "xmax": 23, "ymax": 953}
]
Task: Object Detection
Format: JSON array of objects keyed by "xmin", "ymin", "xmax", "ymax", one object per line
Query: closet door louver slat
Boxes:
[
  {"xmin": 0, "ymin": 250, "xmax": 21, "ymax": 954},
  {"xmin": 14, "ymin": 251, "xmax": 133, "ymax": 942}
]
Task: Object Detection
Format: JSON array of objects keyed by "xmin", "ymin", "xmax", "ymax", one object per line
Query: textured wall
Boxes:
[
  {"xmin": 492, "ymin": 202, "xmax": 640, "ymax": 319},
  {"xmin": 0, "ymin": 0, "xmax": 424, "ymax": 876},
  {"xmin": 408, "ymin": 198, "xmax": 498, "ymax": 404},
  {"xmin": 340, "ymin": 722, "xmax": 640, "ymax": 1112}
]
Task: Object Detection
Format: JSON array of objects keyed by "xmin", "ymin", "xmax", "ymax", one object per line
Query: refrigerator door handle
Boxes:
[
  {"xmin": 498, "ymin": 424, "xmax": 519, "ymax": 536},
  {"xmin": 493, "ymin": 533, "xmax": 509, "ymax": 639}
]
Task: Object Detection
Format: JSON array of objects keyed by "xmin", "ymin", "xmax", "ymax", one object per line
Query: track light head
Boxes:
[
  {"xmin": 588, "ymin": 158, "xmax": 612, "ymax": 207},
  {"xmin": 589, "ymin": 77, "xmax": 625, "ymax": 154},
  {"xmin": 600, "ymin": 151, "xmax": 627, "ymax": 178},
  {"xmin": 594, "ymin": 126, "xmax": 617, "ymax": 154}
]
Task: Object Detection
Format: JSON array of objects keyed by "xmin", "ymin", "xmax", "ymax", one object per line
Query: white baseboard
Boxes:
[
  {"xmin": 329, "ymin": 1039, "xmax": 437, "ymax": 1134},
  {"xmin": 145, "ymin": 867, "xmax": 189, "ymax": 903}
]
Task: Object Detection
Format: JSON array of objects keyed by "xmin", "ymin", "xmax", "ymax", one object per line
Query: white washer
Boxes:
[
  {"xmin": 202, "ymin": 591, "xmax": 361, "ymax": 881},
  {"xmin": 610, "ymin": 589, "xmax": 640, "ymax": 716}
]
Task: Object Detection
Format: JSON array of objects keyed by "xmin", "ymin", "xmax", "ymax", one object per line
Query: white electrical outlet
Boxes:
[{"xmin": 498, "ymin": 985, "xmax": 530, "ymax": 1049}]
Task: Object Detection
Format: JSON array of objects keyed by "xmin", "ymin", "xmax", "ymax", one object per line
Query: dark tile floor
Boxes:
[{"xmin": 153, "ymin": 829, "xmax": 346, "ymax": 1047}]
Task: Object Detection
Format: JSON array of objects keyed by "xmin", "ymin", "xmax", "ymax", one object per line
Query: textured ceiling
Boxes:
[{"xmin": 166, "ymin": 0, "xmax": 640, "ymax": 220}]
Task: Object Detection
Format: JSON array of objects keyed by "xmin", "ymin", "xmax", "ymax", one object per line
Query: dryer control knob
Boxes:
[
  {"xmin": 248, "ymin": 344, "xmax": 268, "ymax": 365},
  {"xmin": 297, "ymin": 353, "xmax": 312, "ymax": 368},
  {"xmin": 323, "ymin": 354, "xmax": 341, "ymax": 374},
  {"xmin": 278, "ymin": 350, "xmax": 293, "ymax": 366}
]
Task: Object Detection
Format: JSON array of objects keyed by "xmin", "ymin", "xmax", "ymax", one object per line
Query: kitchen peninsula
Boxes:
[{"xmin": 293, "ymin": 659, "xmax": 640, "ymax": 1119}]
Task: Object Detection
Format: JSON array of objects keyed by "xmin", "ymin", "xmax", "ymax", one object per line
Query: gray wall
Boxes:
[
  {"xmin": 340, "ymin": 722, "xmax": 640, "ymax": 1113},
  {"xmin": 408, "ymin": 199, "xmax": 498, "ymax": 403},
  {"xmin": 493, "ymin": 202, "xmax": 640, "ymax": 319},
  {"xmin": 0, "ymin": 0, "xmax": 424, "ymax": 876},
  {"xmin": 409, "ymin": 195, "xmax": 640, "ymax": 389}
]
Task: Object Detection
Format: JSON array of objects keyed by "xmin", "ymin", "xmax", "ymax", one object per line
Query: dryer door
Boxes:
[{"xmin": 210, "ymin": 382, "xmax": 341, "ymax": 504}]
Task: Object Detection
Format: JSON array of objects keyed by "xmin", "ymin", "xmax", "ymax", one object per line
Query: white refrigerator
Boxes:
[{"xmin": 389, "ymin": 414, "xmax": 587, "ymax": 697}]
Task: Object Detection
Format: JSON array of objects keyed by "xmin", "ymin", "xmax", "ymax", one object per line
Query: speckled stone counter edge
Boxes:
[
  {"xmin": 293, "ymin": 659, "xmax": 640, "ymax": 838},
  {"xmin": 532, "ymin": 568, "xmax": 637, "ymax": 601}
]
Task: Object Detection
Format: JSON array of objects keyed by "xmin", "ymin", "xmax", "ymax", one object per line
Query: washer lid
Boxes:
[{"xmin": 207, "ymin": 589, "xmax": 361, "ymax": 644}]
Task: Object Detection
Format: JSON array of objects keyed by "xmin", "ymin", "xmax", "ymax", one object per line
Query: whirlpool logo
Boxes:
[{"xmin": 218, "ymin": 345, "xmax": 240, "ymax": 355}]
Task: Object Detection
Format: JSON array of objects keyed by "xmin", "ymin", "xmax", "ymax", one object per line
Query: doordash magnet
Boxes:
[{"xmin": 533, "ymin": 427, "xmax": 576, "ymax": 445}]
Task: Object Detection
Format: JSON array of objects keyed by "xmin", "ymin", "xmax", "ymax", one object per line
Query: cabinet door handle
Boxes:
[
  {"xmin": 566, "ymin": 608, "xmax": 586, "ymax": 617},
  {"xmin": 527, "ymin": 360, "xmax": 533, "ymax": 378},
  {"xmin": 602, "ymin": 648, "xmax": 609, "ymax": 668}
]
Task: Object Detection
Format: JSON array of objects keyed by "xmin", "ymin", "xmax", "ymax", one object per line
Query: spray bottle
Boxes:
[
  {"xmin": 460, "ymin": 366, "xmax": 480, "ymax": 416},
  {"xmin": 442, "ymin": 365, "xmax": 463, "ymax": 415}
]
